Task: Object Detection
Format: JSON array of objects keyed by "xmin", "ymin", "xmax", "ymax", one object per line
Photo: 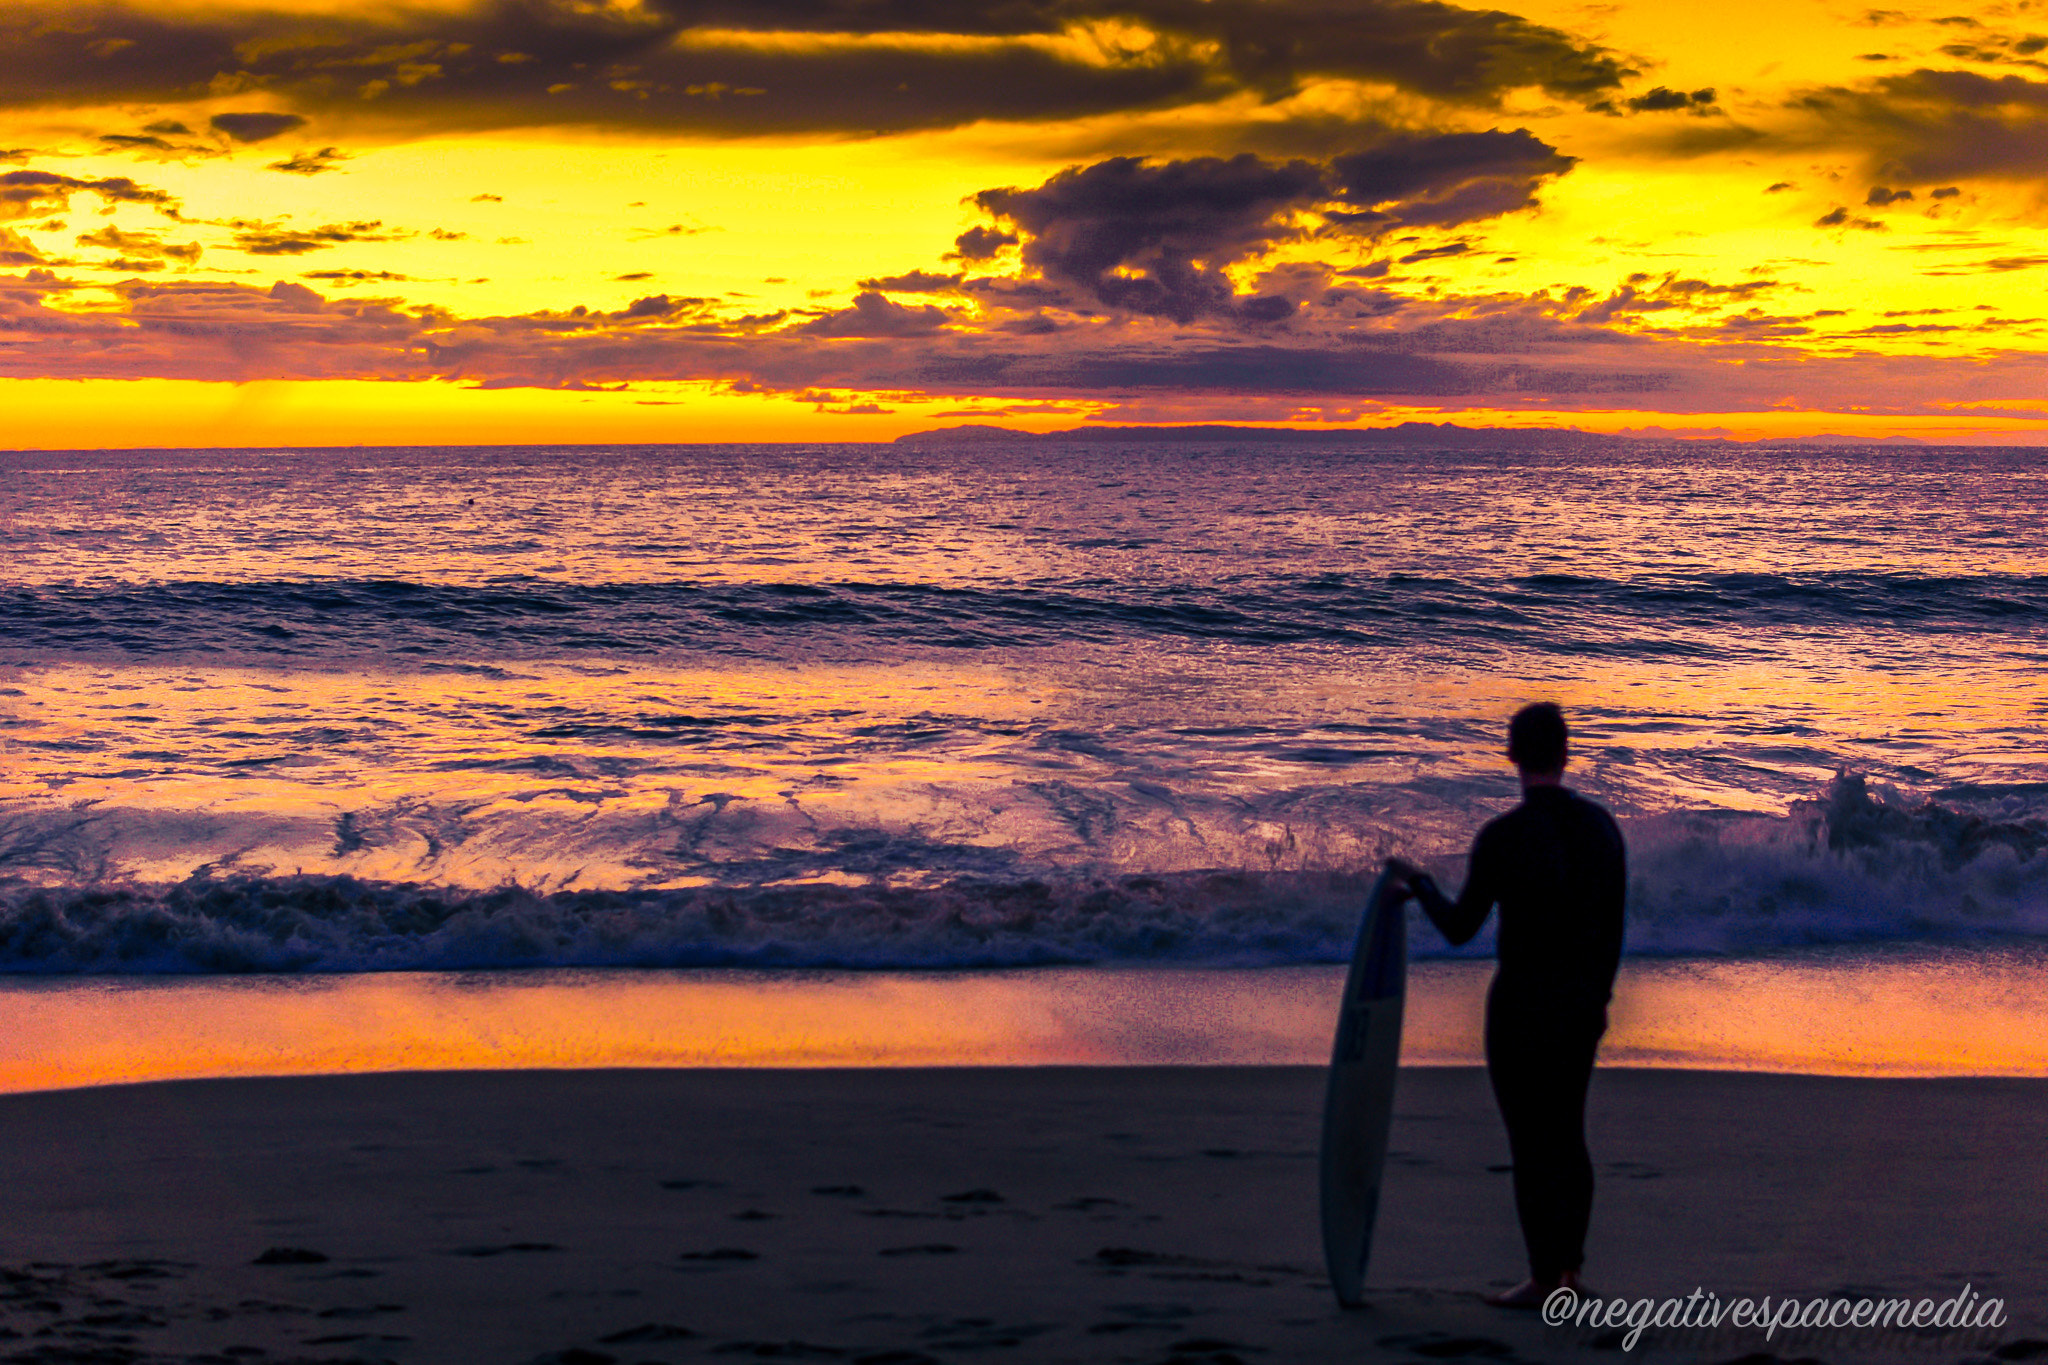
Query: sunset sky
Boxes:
[{"xmin": 5, "ymin": 0, "xmax": 2048, "ymax": 446}]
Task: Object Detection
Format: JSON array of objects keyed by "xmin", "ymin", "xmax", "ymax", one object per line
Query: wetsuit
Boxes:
[{"xmin": 1410, "ymin": 785, "xmax": 1626, "ymax": 1282}]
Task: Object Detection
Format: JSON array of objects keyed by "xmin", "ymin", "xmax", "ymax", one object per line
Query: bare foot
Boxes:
[
  {"xmin": 1484, "ymin": 1270, "xmax": 1586, "ymax": 1309},
  {"xmin": 1483, "ymin": 1278, "xmax": 1552, "ymax": 1309}
]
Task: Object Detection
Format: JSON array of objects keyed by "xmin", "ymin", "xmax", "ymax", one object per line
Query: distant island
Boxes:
[{"xmin": 892, "ymin": 422, "xmax": 1932, "ymax": 448}]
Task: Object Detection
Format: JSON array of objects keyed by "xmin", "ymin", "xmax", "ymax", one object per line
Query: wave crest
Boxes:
[{"xmin": 0, "ymin": 777, "xmax": 2042, "ymax": 973}]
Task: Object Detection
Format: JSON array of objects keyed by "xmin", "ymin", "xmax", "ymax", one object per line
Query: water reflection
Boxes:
[{"xmin": 2, "ymin": 947, "xmax": 2042, "ymax": 1093}]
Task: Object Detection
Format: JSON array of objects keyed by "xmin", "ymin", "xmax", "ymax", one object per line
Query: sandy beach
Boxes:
[{"xmin": 0, "ymin": 1066, "xmax": 2039, "ymax": 1365}]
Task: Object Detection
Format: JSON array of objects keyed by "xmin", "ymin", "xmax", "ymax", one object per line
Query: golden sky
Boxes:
[{"xmin": 5, "ymin": 0, "xmax": 2048, "ymax": 445}]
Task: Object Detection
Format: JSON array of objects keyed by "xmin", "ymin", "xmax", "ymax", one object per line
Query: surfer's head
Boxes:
[{"xmin": 1507, "ymin": 702, "xmax": 1568, "ymax": 780}]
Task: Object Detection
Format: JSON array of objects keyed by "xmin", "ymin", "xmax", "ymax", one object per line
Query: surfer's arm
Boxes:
[{"xmin": 1393, "ymin": 831, "xmax": 1499, "ymax": 947}]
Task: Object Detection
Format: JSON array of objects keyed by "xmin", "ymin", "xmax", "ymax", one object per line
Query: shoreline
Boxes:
[{"xmin": 5, "ymin": 950, "xmax": 2048, "ymax": 1094}]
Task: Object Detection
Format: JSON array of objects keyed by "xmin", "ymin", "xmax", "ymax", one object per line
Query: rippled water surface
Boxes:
[{"xmin": 2, "ymin": 442, "xmax": 2043, "ymax": 973}]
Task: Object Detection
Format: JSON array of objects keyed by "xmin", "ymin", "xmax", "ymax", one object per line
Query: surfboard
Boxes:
[{"xmin": 1318, "ymin": 869, "xmax": 1409, "ymax": 1308}]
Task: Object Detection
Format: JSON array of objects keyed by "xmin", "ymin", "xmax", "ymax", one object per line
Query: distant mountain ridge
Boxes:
[{"xmin": 893, "ymin": 422, "xmax": 1934, "ymax": 448}]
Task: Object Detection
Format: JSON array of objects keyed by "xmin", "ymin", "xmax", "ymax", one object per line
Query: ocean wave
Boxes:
[
  {"xmin": 0, "ymin": 870, "xmax": 1371, "ymax": 974},
  {"xmin": 0, "ymin": 776, "xmax": 2040, "ymax": 973},
  {"xmin": 1624, "ymin": 774, "xmax": 2048, "ymax": 953},
  {"xmin": 3, "ymin": 571, "xmax": 2043, "ymax": 662}
]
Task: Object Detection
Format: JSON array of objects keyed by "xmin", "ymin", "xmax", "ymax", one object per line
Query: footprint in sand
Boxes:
[
  {"xmin": 1604, "ymin": 1160, "xmax": 1665, "ymax": 1180},
  {"xmin": 1055, "ymin": 1196, "xmax": 1129, "ymax": 1212},
  {"xmin": 710, "ymin": 1338, "xmax": 848, "ymax": 1357},
  {"xmin": 919, "ymin": 1319, "xmax": 1056, "ymax": 1349},
  {"xmin": 1377, "ymin": 1331, "xmax": 1516, "ymax": 1359},
  {"xmin": 79, "ymin": 1259, "xmax": 183, "ymax": 1282},
  {"xmin": 597, "ymin": 1322, "xmax": 698, "ymax": 1344},
  {"xmin": 1085, "ymin": 1302, "xmax": 1195, "ymax": 1335}
]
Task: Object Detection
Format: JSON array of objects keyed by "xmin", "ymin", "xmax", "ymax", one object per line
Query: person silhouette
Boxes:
[{"xmin": 1386, "ymin": 702, "xmax": 1625, "ymax": 1308}]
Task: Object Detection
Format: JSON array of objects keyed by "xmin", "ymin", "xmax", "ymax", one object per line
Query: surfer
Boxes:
[{"xmin": 1385, "ymin": 702, "xmax": 1625, "ymax": 1309}]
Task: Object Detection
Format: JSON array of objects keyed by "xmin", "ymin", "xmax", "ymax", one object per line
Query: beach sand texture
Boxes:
[{"xmin": 0, "ymin": 1066, "xmax": 2039, "ymax": 1364}]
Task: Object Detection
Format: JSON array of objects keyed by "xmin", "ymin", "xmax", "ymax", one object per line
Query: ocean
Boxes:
[{"xmin": 2, "ymin": 440, "xmax": 2044, "ymax": 1079}]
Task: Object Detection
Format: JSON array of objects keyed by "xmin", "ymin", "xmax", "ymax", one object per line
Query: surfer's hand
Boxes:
[{"xmin": 1384, "ymin": 857, "xmax": 1423, "ymax": 894}]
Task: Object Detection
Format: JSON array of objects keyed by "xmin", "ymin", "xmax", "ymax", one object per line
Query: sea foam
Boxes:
[{"xmin": 1, "ymin": 776, "xmax": 2039, "ymax": 974}]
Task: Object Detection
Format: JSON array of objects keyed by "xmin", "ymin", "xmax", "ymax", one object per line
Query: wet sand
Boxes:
[{"xmin": 0, "ymin": 1066, "xmax": 2040, "ymax": 1364}]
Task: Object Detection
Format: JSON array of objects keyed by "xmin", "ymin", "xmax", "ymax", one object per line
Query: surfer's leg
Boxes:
[
  {"xmin": 1486, "ymin": 1014, "xmax": 1601, "ymax": 1283},
  {"xmin": 1484, "ymin": 1011, "xmax": 1550, "ymax": 1280},
  {"xmin": 1550, "ymin": 1022, "xmax": 1600, "ymax": 1277}
]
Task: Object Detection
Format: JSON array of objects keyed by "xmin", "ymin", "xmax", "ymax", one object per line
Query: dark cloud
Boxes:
[
  {"xmin": 76, "ymin": 225, "xmax": 200, "ymax": 262},
  {"xmin": 1328, "ymin": 129, "xmax": 1574, "ymax": 227},
  {"xmin": 267, "ymin": 147, "xmax": 350, "ymax": 176},
  {"xmin": 98, "ymin": 132, "xmax": 206, "ymax": 157},
  {"xmin": 1918, "ymin": 254, "xmax": 2048, "ymax": 274},
  {"xmin": 949, "ymin": 226, "xmax": 1019, "ymax": 262},
  {"xmin": 93, "ymin": 120, "xmax": 232, "ymax": 161},
  {"xmin": 619, "ymin": 293, "xmax": 713, "ymax": 318},
  {"xmin": 11, "ymin": 263, "xmax": 2048, "ymax": 417},
  {"xmin": 1569, "ymin": 272, "xmax": 1783, "ymax": 324},
  {"xmin": 860, "ymin": 271, "xmax": 964, "ymax": 293},
  {"xmin": 0, "ymin": 0, "xmax": 1626, "ymax": 139},
  {"xmin": 0, "ymin": 227, "xmax": 42, "ymax": 265},
  {"xmin": 0, "ymin": 169, "xmax": 178, "ymax": 221},
  {"xmin": 970, "ymin": 134, "xmax": 1573, "ymax": 324},
  {"xmin": 210, "ymin": 112, "xmax": 307, "ymax": 144},
  {"xmin": 1935, "ymin": 39, "xmax": 2048, "ymax": 68},
  {"xmin": 627, "ymin": 223, "xmax": 715, "ymax": 241},
  {"xmin": 301, "ymin": 269, "xmax": 411, "ymax": 283},
  {"xmin": 0, "ymin": 276, "xmax": 422, "ymax": 382},
  {"xmin": 1793, "ymin": 68, "xmax": 2048, "ymax": 182},
  {"xmin": 1865, "ymin": 185, "xmax": 1914, "ymax": 205},
  {"xmin": 1816, "ymin": 206, "xmax": 1885, "ymax": 229},
  {"xmin": 228, "ymin": 220, "xmax": 410, "ymax": 255},
  {"xmin": 975, "ymin": 153, "xmax": 1325, "ymax": 324},
  {"xmin": 1398, "ymin": 242, "xmax": 1470, "ymax": 263},
  {"xmin": 1621, "ymin": 85, "xmax": 1718, "ymax": 112},
  {"xmin": 797, "ymin": 290, "xmax": 953, "ymax": 336}
]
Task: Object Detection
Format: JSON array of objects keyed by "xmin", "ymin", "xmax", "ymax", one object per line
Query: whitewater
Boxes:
[{"xmin": 1, "ymin": 439, "xmax": 2044, "ymax": 975}]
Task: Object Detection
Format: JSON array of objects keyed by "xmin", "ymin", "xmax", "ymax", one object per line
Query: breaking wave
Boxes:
[{"xmin": 0, "ymin": 776, "xmax": 2041, "ymax": 973}]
